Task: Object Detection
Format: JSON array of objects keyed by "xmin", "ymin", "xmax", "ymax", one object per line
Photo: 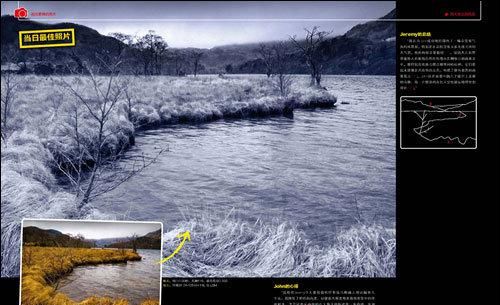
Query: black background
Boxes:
[{"xmin": 1, "ymin": 1, "xmax": 499, "ymax": 304}]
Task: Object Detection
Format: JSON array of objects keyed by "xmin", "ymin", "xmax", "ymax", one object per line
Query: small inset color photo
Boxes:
[{"xmin": 19, "ymin": 219, "xmax": 162, "ymax": 305}]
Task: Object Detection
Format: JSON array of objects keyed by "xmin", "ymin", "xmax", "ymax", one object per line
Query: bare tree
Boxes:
[
  {"xmin": 271, "ymin": 42, "xmax": 293, "ymax": 97},
  {"xmin": 290, "ymin": 26, "xmax": 332, "ymax": 87},
  {"xmin": 257, "ymin": 43, "xmax": 274, "ymax": 78},
  {"xmin": 135, "ymin": 31, "xmax": 168, "ymax": 75},
  {"xmin": 152, "ymin": 36, "xmax": 168, "ymax": 75},
  {"xmin": 75, "ymin": 234, "xmax": 85, "ymax": 248},
  {"xmin": 189, "ymin": 50, "xmax": 204, "ymax": 77},
  {"xmin": 53, "ymin": 57, "xmax": 164, "ymax": 214},
  {"xmin": 121, "ymin": 76, "xmax": 138, "ymax": 126},
  {"xmin": 1, "ymin": 71, "xmax": 21, "ymax": 141},
  {"xmin": 130, "ymin": 233, "xmax": 139, "ymax": 253}
]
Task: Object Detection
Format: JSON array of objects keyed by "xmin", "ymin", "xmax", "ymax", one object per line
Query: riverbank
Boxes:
[{"xmin": 21, "ymin": 246, "xmax": 158, "ymax": 305}]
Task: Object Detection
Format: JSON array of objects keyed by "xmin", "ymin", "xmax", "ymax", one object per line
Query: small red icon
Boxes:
[
  {"xmin": 444, "ymin": 12, "xmax": 449, "ymax": 17},
  {"xmin": 14, "ymin": 7, "xmax": 29, "ymax": 19}
]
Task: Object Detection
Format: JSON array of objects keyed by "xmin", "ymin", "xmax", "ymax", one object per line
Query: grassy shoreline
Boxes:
[
  {"xmin": 163, "ymin": 218, "xmax": 396, "ymax": 277},
  {"xmin": 21, "ymin": 246, "xmax": 158, "ymax": 305}
]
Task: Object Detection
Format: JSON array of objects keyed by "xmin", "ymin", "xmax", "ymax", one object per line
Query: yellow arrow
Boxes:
[{"xmin": 159, "ymin": 230, "xmax": 191, "ymax": 264}]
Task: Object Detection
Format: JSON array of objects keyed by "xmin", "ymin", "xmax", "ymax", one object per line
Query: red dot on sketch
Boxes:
[{"xmin": 444, "ymin": 12, "xmax": 449, "ymax": 17}]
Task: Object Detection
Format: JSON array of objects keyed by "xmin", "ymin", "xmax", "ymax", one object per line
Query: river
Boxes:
[
  {"xmin": 99, "ymin": 75, "xmax": 395, "ymax": 245},
  {"xmin": 57, "ymin": 249, "xmax": 161, "ymax": 304}
]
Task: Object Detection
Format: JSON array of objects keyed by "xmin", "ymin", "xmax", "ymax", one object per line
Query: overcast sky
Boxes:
[
  {"xmin": 1, "ymin": 1, "xmax": 395, "ymax": 48},
  {"xmin": 23, "ymin": 219, "xmax": 161, "ymax": 239}
]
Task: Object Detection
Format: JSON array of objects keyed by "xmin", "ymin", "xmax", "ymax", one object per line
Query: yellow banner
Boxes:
[{"xmin": 18, "ymin": 28, "xmax": 75, "ymax": 49}]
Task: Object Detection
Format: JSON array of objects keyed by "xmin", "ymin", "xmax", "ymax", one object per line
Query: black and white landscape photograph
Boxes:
[{"xmin": 1, "ymin": 1, "xmax": 396, "ymax": 278}]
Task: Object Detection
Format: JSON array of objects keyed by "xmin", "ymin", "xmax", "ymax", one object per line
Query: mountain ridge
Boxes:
[{"xmin": 104, "ymin": 229, "xmax": 162, "ymax": 250}]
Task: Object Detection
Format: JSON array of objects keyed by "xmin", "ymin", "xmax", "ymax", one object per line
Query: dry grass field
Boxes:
[{"xmin": 21, "ymin": 246, "xmax": 158, "ymax": 305}]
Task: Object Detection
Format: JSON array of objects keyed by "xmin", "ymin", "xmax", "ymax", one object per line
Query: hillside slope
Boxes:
[{"xmin": 105, "ymin": 229, "xmax": 162, "ymax": 250}]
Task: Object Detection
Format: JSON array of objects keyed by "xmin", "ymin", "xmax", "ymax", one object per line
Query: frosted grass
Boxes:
[{"xmin": 162, "ymin": 217, "xmax": 395, "ymax": 277}]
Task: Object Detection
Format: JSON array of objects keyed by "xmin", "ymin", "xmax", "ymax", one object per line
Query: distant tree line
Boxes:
[
  {"xmin": 1, "ymin": 30, "xmax": 207, "ymax": 77},
  {"xmin": 107, "ymin": 30, "xmax": 207, "ymax": 77},
  {"xmin": 2, "ymin": 27, "xmax": 335, "ymax": 87},
  {"xmin": 22, "ymin": 226, "xmax": 95, "ymax": 248}
]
